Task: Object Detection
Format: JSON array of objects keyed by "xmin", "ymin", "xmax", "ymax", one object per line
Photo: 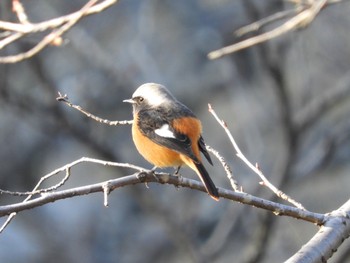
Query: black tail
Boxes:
[{"xmin": 194, "ymin": 162, "xmax": 219, "ymax": 201}]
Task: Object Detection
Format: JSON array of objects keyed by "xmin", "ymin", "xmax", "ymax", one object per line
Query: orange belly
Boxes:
[
  {"xmin": 132, "ymin": 122, "xmax": 184, "ymax": 167},
  {"xmin": 132, "ymin": 116, "xmax": 203, "ymax": 170}
]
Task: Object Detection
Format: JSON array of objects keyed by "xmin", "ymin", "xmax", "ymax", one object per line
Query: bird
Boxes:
[{"xmin": 123, "ymin": 83, "xmax": 219, "ymax": 201}]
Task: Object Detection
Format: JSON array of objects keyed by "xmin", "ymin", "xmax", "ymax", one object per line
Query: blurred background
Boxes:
[{"xmin": 1, "ymin": 0, "xmax": 350, "ymax": 262}]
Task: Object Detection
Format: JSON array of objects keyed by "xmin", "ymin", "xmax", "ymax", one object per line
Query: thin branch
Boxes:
[
  {"xmin": 0, "ymin": 157, "xmax": 144, "ymax": 232},
  {"xmin": 208, "ymin": 104, "xmax": 306, "ymax": 210},
  {"xmin": 208, "ymin": 0, "xmax": 340, "ymax": 59},
  {"xmin": 206, "ymin": 145, "xmax": 240, "ymax": 191},
  {"xmin": 12, "ymin": 0, "xmax": 30, "ymax": 24},
  {"xmin": 57, "ymin": 92, "xmax": 133, "ymax": 125},
  {"xmin": 0, "ymin": 157, "xmax": 144, "ymax": 197},
  {"xmin": 0, "ymin": 0, "xmax": 117, "ymax": 33},
  {"xmin": 0, "ymin": 213, "xmax": 17, "ymax": 233},
  {"xmin": 0, "ymin": 0, "xmax": 118, "ymax": 63},
  {"xmin": 0, "ymin": 167, "xmax": 71, "ymax": 196},
  {"xmin": 0, "ymin": 32, "xmax": 23, "ymax": 49},
  {"xmin": 235, "ymin": 8, "xmax": 302, "ymax": 37},
  {"xmin": 0, "ymin": 0, "xmax": 98, "ymax": 63}
]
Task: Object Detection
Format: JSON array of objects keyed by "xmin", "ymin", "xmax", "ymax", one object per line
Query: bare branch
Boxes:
[
  {"xmin": 0, "ymin": 157, "xmax": 145, "ymax": 232},
  {"xmin": 0, "ymin": 213, "xmax": 17, "ymax": 233},
  {"xmin": 0, "ymin": 32, "xmax": 23, "ymax": 50},
  {"xmin": 208, "ymin": 0, "xmax": 341, "ymax": 59},
  {"xmin": 0, "ymin": 158, "xmax": 325, "ymax": 225},
  {"xmin": 206, "ymin": 145, "xmax": 240, "ymax": 191},
  {"xmin": 0, "ymin": 157, "xmax": 143, "ymax": 198},
  {"xmin": 12, "ymin": 0, "xmax": 30, "ymax": 24},
  {"xmin": 0, "ymin": 0, "xmax": 117, "ymax": 33},
  {"xmin": 208, "ymin": 104, "xmax": 306, "ymax": 210},
  {"xmin": 235, "ymin": 8, "xmax": 302, "ymax": 37},
  {"xmin": 57, "ymin": 92, "xmax": 133, "ymax": 125},
  {"xmin": 0, "ymin": 0, "xmax": 118, "ymax": 63}
]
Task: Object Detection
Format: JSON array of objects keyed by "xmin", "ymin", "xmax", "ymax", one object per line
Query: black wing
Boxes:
[
  {"xmin": 138, "ymin": 110, "xmax": 199, "ymax": 163},
  {"xmin": 198, "ymin": 136, "xmax": 213, "ymax": 165}
]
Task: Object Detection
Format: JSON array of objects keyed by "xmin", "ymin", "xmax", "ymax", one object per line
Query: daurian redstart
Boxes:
[{"xmin": 124, "ymin": 83, "xmax": 219, "ymax": 201}]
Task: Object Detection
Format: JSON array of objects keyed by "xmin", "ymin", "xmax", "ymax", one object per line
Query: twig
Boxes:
[
  {"xmin": 0, "ymin": 213, "xmax": 17, "ymax": 233},
  {"xmin": 205, "ymin": 145, "xmax": 240, "ymax": 191},
  {"xmin": 0, "ymin": 157, "xmax": 144, "ymax": 232},
  {"xmin": 0, "ymin": 167, "xmax": 71, "ymax": 196},
  {"xmin": 0, "ymin": 0, "xmax": 98, "ymax": 63},
  {"xmin": 0, "ymin": 0, "xmax": 118, "ymax": 63},
  {"xmin": 208, "ymin": 0, "xmax": 339, "ymax": 59},
  {"xmin": 0, "ymin": 32, "xmax": 23, "ymax": 49},
  {"xmin": 102, "ymin": 182, "xmax": 111, "ymax": 207},
  {"xmin": 235, "ymin": 8, "xmax": 302, "ymax": 37},
  {"xmin": 12, "ymin": 0, "xmax": 30, "ymax": 24},
  {"xmin": 56, "ymin": 92, "xmax": 133, "ymax": 126},
  {"xmin": 0, "ymin": 157, "xmax": 143, "ymax": 197},
  {"xmin": 208, "ymin": 104, "xmax": 306, "ymax": 210},
  {"xmin": 0, "ymin": 0, "xmax": 117, "ymax": 33}
]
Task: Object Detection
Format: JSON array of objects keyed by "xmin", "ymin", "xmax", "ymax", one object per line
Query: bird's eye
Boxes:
[{"xmin": 138, "ymin": 97, "xmax": 144, "ymax": 103}]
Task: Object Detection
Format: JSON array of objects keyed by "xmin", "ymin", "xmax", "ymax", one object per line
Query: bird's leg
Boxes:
[
  {"xmin": 172, "ymin": 166, "xmax": 182, "ymax": 191},
  {"xmin": 174, "ymin": 166, "xmax": 181, "ymax": 176},
  {"xmin": 137, "ymin": 166, "xmax": 159, "ymax": 189},
  {"xmin": 150, "ymin": 166, "xmax": 160, "ymax": 182}
]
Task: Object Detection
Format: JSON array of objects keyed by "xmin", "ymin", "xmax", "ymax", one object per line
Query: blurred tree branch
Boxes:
[
  {"xmin": 208, "ymin": 0, "xmax": 342, "ymax": 59},
  {"xmin": 0, "ymin": 0, "xmax": 118, "ymax": 63},
  {"xmin": 294, "ymin": 73, "xmax": 350, "ymax": 132}
]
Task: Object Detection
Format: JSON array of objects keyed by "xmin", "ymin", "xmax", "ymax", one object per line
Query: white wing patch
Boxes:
[{"xmin": 155, "ymin": 124, "xmax": 176, "ymax": 139}]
